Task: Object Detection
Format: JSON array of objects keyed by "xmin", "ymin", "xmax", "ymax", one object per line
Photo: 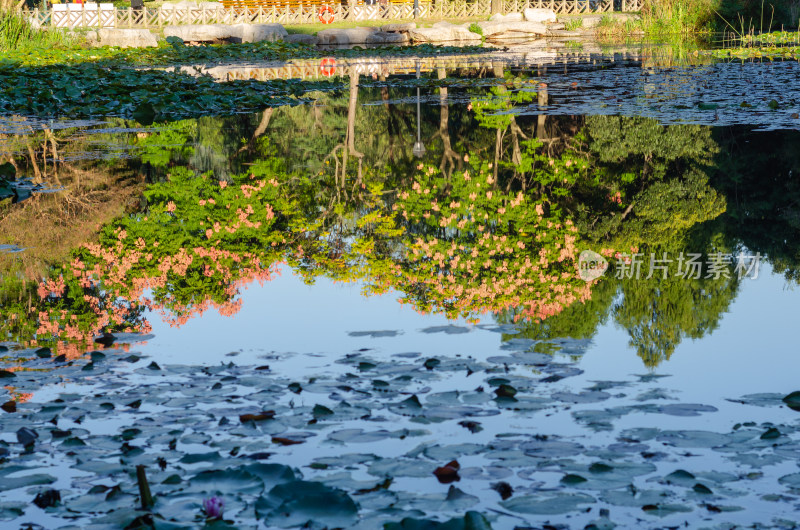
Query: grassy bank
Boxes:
[
  {"xmin": 595, "ymin": 14, "xmax": 645, "ymax": 39},
  {"xmin": 592, "ymin": 0, "xmax": 718, "ymax": 37},
  {"xmin": 640, "ymin": 0, "xmax": 716, "ymax": 35},
  {"xmin": 620, "ymin": 0, "xmax": 800, "ymax": 37},
  {"xmin": 0, "ymin": 9, "xmax": 73, "ymax": 51}
]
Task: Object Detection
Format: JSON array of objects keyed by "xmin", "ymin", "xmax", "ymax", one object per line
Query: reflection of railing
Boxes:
[
  {"xmin": 184, "ymin": 50, "xmax": 643, "ymax": 81},
  {"xmin": 24, "ymin": 0, "xmax": 638, "ymax": 28},
  {"xmin": 220, "ymin": 0, "xmax": 418, "ymax": 7}
]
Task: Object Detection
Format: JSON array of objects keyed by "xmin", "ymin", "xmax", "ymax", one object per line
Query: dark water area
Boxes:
[{"xmin": 1, "ymin": 49, "xmax": 800, "ymax": 528}]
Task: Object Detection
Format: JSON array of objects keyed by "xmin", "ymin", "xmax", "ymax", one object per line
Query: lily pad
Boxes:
[
  {"xmin": 256, "ymin": 480, "xmax": 358, "ymax": 528},
  {"xmin": 501, "ymin": 493, "xmax": 595, "ymax": 514},
  {"xmin": 384, "ymin": 511, "xmax": 491, "ymax": 530},
  {"xmin": 0, "ymin": 473, "xmax": 56, "ymax": 492},
  {"xmin": 778, "ymin": 473, "xmax": 800, "ymax": 489},
  {"xmin": 189, "ymin": 468, "xmax": 264, "ymax": 495},
  {"xmin": 782, "ymin": 391, "xmax": 800, "ymax": 412}
]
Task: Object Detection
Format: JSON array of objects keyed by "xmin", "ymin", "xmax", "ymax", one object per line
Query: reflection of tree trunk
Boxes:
[
  {"xmin": 380, "ymin": 71, "xmax": 396, "ymax": 162},
  {"xmin": 509, "ymin": 118, "xmax": 527, "ymax": 168},
  {"xmin": 436, "ymin": 68, "xmax": 460, "ymax": 179},
  {"xmin": 494, "ymin": 128, "xmax": 502, "ymax": 183},
  {"xmin": 313, "ymin": 100, "xmax": 323, "ymax": 129},
  {"xmin": 347, "ymin": 73, "xmax": 362, "ymax": 158},
  {"xmin": 492, "ymin": 63, "xmax": 505, "ymax": 185},
  {"xmin": 380, "ymin": 71, "xmax": 389, "ymax": 111},
  {"xmin": 45, "ymin": 129, "xmax": 58, "ymax": 162},
  {"xmin": 346, "ymin": 73, "xmax": 364, "ymax": 185},
  {"xmin": 236, "ymin": 108, "xmax": 273, "ymax": 156},
  {"xmin": 537, "ymin": 86, "xmax": 548, "ymax": 140},
  {"xmin": 253, "ymin": 108, "xmax": 273, "ymax": 138},
  {"xmin": 26, "ymin": 140, "xmax": 42, "ymax": 183},
  {"xmin": 327, "ymin": 144, "xmax": 345, "ymax": 193},
  {"xmin": 620, "ymin": 155, "xmax": 651, "ymax": 221},
  {"xmin": 44, "ymin": 129, "xmax": 62, "ymax": 185},
  {"xmin": 492, "ymin": 62, "xmax": 504, "ymax": 79}
]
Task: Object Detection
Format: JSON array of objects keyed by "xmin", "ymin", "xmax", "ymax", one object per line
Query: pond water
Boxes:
[{"xmin": 1, "ymin": 44, "xmax": 800, "ymax": 529}]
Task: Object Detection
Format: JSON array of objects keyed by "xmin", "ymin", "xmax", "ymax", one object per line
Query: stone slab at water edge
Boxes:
[
  {"xmin": 477, "ymin": 20, "xmax": 549, "ymax": 41},
  {"xmin": 163, "ymin": 23, "xmax": 287, "ymax": 43},
  {"xmin": 231, "ymin": 23, "xmax": 288, "ymax": 43},
  {"xmin": 316, "ymin": 27, "xmax": 378, "ymax": 45},
  {"xmin": 315, "ymin": 27, "xmax": 409, "ymax": 45},
  {"xmin": 285, "ymin": 33, "xmax": 319, "ymax": 45},
  {"xmin": 380, "ymin": 22, "xmax": 417, "ymax": 33},
  {"xmin": 367, "ymin": 32, "xmax": 410, "ymax": 45},
  {"xmin": 88, "ymin": 28, "xmax": 159, "ymax": 48},
  {"xmin": 408, "ymin": 22, "xmax": 482, "ymax": 44},
  {"xmin": 523, "ymin": 7, "xmax": 558, "ymax": 22}
]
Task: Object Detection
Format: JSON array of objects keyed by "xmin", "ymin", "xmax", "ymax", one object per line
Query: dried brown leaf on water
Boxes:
[
  {"xmin": 240, "ymin": 411, "xmax": 276, "ymax": 423},
  {"xmin": 434, "ymin": 460, "xmax": 461, "ymax": 484}
]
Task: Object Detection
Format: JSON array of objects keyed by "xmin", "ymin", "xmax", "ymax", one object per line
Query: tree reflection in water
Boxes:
[{"xmin": 1, "ymin": 68, "xmax": 798, "ymax": 371}]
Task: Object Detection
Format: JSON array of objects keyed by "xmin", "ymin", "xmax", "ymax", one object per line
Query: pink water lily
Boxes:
[{"xmin": 203, "ymin": 496, "xmax": 224, "ymax": 519}]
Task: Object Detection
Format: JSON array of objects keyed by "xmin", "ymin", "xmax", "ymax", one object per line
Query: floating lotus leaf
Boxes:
[
  {"xmin": 188, "ymin": 468, "xmax": 264, "ymax": 495},
  {"xmin": 0, "ymin": 473, "xmax": 56, "ymax": 492},
  {"xmin": 501, "ymin": 493, "xmax": 595, "ymax": 514},
  {"xmin": 256, "ymin": 480, "xmax": 358, "ymax": 528}
]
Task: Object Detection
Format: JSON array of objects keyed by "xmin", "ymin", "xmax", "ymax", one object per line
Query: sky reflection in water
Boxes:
[
  {"xmin": 141, "ymin": 260, "xmax": 800, "ymax": 424},
  {"xmin": 2, "ymin": 48, "xmax": 800, "ymax": 528}
]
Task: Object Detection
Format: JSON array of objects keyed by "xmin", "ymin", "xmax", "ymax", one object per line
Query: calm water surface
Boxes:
[{"xmin": 1, "ymin": 46, "xmax": 800, "ymax": 528}]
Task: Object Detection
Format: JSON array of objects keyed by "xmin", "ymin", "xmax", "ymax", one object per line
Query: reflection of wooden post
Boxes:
[{"xmin": 438, "ymin": 67, "xmax": 459, "ymax": 179}]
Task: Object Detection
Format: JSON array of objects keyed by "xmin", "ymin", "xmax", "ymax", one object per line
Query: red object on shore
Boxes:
[{"xmin": 318, "ymin": 5, "xmax": 334, "ymax": 24}]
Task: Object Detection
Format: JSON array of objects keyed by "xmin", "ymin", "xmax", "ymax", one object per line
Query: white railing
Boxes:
[
  {"xmin": 50, "ymin": 3, "xmax": 115, "ymax": 28},
  {"xmin": 25, "ymin": 0, "xmax": 634, "ymax": 29}
]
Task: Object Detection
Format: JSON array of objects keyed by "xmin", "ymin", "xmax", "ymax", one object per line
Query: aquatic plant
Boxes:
[
  {"xmin": 594, "ymin": 14, "xmax": 644, "ymax": 39},
  {"xmin": 640, "ymin": 0, "xmax": 797, "ymax": 35},
  {"xmin": 0, "ymin": 9, "xmax": 71, "ymax": 51},
  {"xmin": 382, "ymin": 159, "xmax": 594, "ymax": 322},
  {"xmin": 0, "ymin": 39, "xmax": 489, "ymax": 68},
  {"xmin": 203, "ymin": 496, "xmax": 224, "ymax": 519},
  {"xmin": 563, "ymin": 17, "xmax": 583, "ymax": 31},
  {"xmin": 640, "ymin": 0, "xmax": 714, "ymax": 35}
]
